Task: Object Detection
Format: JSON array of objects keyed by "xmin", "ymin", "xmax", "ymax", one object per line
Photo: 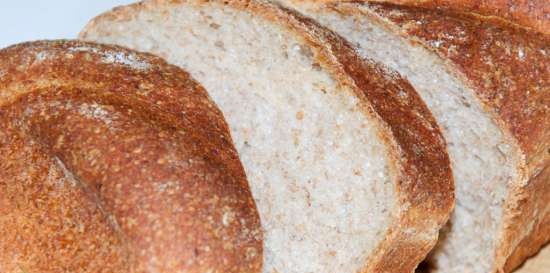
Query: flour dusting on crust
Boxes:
[
  {"xmin": 69, "ymin": 45, "xmax": 151, "ymax": 70},
  {"xmin": 78, "ymin": 102, "xmax": 114, "ymax": 126},
  {"xmin": 101, "ymin": 51, "xmax": 151, "ymax": 70}
]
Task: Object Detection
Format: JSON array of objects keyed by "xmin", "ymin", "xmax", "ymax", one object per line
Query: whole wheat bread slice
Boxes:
[
  {"xmin": 277, "ymin": 1, "xmax": 550, "ymax": 272},
  {"xmin": 80, "ymin": 1, "xmax": 454, "ymax": 272}
]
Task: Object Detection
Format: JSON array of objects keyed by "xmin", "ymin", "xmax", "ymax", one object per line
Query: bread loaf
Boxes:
[
  {"xmin": 276, "ymin": 1, "xmax": 550, "ymax": 272},
  {"xmin": 80, "ymin": 1, "xmax": 454, "ymax": 272},
  {"xmin": 0, "ymin": 40, "xmax": 262, "ymax": 273}
]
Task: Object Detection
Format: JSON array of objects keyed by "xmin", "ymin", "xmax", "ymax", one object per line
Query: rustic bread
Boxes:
[
  {"xmin": 80, "ymin": 1, "xmax": 454, "ymax": 272},
  {"xmin": 276, "ymin": 1, "xmax": 550, "ymax": 272},
  {"xmin": 0, "ymin": 40, "xmax": 262, "ymax": 273}
]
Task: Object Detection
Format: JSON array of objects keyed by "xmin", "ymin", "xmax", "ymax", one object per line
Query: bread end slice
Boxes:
[{"xmin": 0, "ymin": 40, "xmax": 263, "ymax": 273}]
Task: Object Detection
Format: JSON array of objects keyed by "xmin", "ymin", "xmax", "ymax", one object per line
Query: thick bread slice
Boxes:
[
  {"xmin": 80, "ymin": 1, "xmax": 454, "ymax": 272},
  {"xmin": 277, "ymin": 1, "xmax": 550, "ymax": 273},
  {"xmin": 0, "ymin": 40, "xmax": 262, "ymax": 273}
]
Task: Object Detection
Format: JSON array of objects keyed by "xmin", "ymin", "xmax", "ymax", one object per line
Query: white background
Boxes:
[{"xmin": 0, "ymin": 0, "xmax": 135, "ymax": 48}]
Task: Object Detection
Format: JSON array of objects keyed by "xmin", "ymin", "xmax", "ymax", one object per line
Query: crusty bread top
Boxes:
[
  {"xmin": 81, "ymin": 1, "xmax": 454, "ymax": 272},
  {"xmin": 0, "ymin": 40, "xmax": 262, "ymax": 273},
  {"xmin": 372, "ymin": 0, "xmax": 550, "ymax": 36},
  {"xmin": 293, "ymin": 0, "xmax": 550, "ymax": 35}
]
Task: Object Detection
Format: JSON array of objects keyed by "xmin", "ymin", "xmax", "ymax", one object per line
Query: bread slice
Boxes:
[
  {"xmin": 0, "ymin": 40, "xmax": 262, "ymax": 273},
  {"xmin": 276, "ymin": 1, "xmax": 550, "ymax": 272},
  {"xmin": 80, "ymin": 1, "xmax": 454, "ymax": 272}
]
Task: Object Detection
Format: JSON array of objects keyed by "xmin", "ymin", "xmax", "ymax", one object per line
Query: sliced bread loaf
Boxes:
[
  {"xmin": 276, "ymin": 1, "xmax": 550, "ymax": 272},
  {"xmin": 80, "ymin": 1, "xmax": 454, "ymax": 272}
]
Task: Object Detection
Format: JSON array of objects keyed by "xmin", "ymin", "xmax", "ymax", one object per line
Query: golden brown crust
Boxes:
[
  {"xmin": 0, "ymin": 116, "xmax": 132, "ymax": 272},
  {"xmin": 81, "ymin": 1, "xmax": 455, "ymax": 272},
  {"xmin": 502, "ymin": 166, "xmax": 549, "ymax": 273},
  {"xmin": 0, "ymin": 40, "xmax": 262, "ymax": 273},
  {"xmin": 293, "ymin": 0, "xmax": 550, "ymax": 35},
  {"xmin": 338, "ymin": 3, "xmax": 549, "ymax": 271},
  {"xmin": 370, "ymin": 0, "xmax": 550, "ymax": 36}
]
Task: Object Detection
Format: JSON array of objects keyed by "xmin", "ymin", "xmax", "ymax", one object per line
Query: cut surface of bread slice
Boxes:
[
  {"xmin": 81, "ymin": 1, "xmax": 454, "ymax": 272},
  {"xmin": 0, "ymin": 40, "xmax": 262, "ymax": 273},
  {"xmin": 276, "ymin": 1, "xmax": 550, "ymax": 272}
]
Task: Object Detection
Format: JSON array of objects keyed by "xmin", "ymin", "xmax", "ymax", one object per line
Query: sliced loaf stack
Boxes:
[
  {"xmin": 1, "ymin": 0, "xmax": 546, "ymax": 272},
  {"xmin": 80, "ymin": 1, "xmax": 455, "ymax": 272},
  {"xmin": 274, "ymin": 1, "xmax": 550, "ymax": 272}
]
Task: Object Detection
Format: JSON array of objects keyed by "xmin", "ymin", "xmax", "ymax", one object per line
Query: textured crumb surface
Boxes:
[
  {"xmin": 301, "ymin": 6, "xmax": 518, "ymax": 273},
  {"xmin": 81, "ymin": 2, "xmax": 399, "ymax": 273},
  {"xmin": 309, "ymin": 9, "xmax": 517, "ymax": 272},
  {"xmin": 0, "ymin": 40, "xmax": 262, "ymax": 273},
  {"xmin": 276, "ymin": 1, "xmax": 549, "ymax": 272}
]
